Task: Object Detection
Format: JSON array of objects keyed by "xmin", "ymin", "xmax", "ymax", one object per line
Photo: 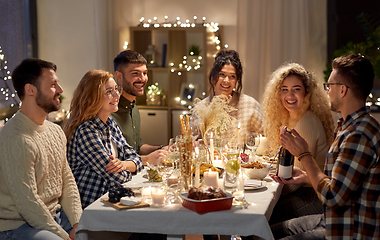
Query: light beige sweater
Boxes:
[
  {"xmin": 293, "ymin": 111, "xmax": 327, "ymax": 172},
  {"xmin": 0, "ymin": 111, "xmax": 82, "ymax": 239},
  {"xmin": 283, "ymin": 111, "xmax": 328, "ymax": 194}
]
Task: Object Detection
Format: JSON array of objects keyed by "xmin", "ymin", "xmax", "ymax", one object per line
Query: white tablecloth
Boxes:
[{"xmin": 76, "ymin": 171, "xmax": 282, "ymax": 240}]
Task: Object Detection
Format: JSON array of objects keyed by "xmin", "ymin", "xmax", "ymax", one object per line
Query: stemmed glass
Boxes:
[
  {"xmin": 157, "ymin": 156, "xmax": 175, "ymax": 183},
  {"xmin": 168, "ymin": 136, "xmax": 180, "ymax": 173},
  {"xmin": 245, "ymin": 132, "xmax": 260, "ymax": 160}
]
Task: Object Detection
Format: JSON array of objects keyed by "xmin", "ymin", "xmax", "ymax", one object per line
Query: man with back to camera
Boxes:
[
  {"xmin": 0, "ymin": 59, "xmax": 82, "ymax": 240},
  {"xmin": 269, "ymin": 54, "xmax": 380, "ymax": 239},
  {"xmin": 111, "ymin": 50, "xmax": 168, "ymax": 165}
]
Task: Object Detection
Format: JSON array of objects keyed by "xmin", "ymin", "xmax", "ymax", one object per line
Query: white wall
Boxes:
[{"xmin": 37, "ymin": 0, "xmax": 110, "ymax": 110}]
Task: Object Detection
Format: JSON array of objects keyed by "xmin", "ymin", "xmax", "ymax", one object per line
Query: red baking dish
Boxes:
[{"xmin": 180, "ymin": 192, "xmax": 233, "ymax": 214}]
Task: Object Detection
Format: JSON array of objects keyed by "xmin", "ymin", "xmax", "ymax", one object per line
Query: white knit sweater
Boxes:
[{"xmin": 0, "ymin": 111, "xmax": 82, "ymax": 239}]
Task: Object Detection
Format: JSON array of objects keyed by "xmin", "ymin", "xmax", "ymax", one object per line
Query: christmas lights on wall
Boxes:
[{"xmin": 0, "ymin": 46, "xmax": 21, "ymax": 122}]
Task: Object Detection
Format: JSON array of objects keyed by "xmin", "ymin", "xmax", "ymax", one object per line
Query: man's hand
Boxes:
[
  {"xmin": 143, "ymin": 149, "xmax": 168, "ymax": 165},
  {"xmin": 68, "ymin": 223, "xmax": 78, "ymax": 240},
  {"xmin": 280, "ymin": 126, "xmax": 310, "ymax": 157},
  {"xmin": 269, "ymin": 166, "xmax": 311, "ymax": 185}
]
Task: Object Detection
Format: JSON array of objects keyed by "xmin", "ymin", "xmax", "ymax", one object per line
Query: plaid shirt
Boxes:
[
  {"xmin": 67, "ymin": 116, "xmax": 143, "ymax": 208},
  {"xmin": 317, "ymin": 107, "xmax": 380, "ymax": 239}
]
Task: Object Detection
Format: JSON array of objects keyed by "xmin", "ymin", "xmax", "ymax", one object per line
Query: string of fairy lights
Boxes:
[
  {"xmin": 0, "ymin": 46, "xmax": 21, "ymax": 122},
  {"xmin": 124, "ymin": 16, "xmax": 228, "ymax": 109}
]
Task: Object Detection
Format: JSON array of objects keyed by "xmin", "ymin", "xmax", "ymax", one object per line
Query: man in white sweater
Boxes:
[{"xmin": 0, "ymin": 59, "xmax": 82, "ymax": 240}]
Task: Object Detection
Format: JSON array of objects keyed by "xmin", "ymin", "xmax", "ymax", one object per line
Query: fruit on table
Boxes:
[
  {"xmin": 225, "ymin": 159, "xmax": 240, "ymax": 175},
  {"xmin": 240, "ymin": 153, "xmax": 249, "ymax": 162},
  {"xmin": 108, "ymin": 184, "xmax": 135, "ymax": 203}
]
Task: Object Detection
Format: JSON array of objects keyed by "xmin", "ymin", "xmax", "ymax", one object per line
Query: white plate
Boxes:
[
  {"xmin": 122, "ymin": 182, "xmax": 160, "ymax": 189},
  {"xmin": 244, "ymin": 180, "xmax": 267, "ymax": 190}
]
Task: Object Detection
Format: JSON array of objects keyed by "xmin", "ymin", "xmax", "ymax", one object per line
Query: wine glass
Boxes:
[
  {"xmin": 168, "ymin": 136, "xmax": 180, "ymax": 172},
  {"xmin": 166, "ymin": 176, "xmax": 185, "ymax": 204},
  {"xmin": 157, "ymin": 156, "xmax": 175, "ymax": 183},
  {"xmin": 245, "ymin": 132, "xmax": 260, "ymax": 160}
]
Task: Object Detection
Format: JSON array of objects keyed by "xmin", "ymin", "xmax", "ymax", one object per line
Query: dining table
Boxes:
[{"xmin": 75, "ymin": 168, "xmax": 283, "ymax": 240}]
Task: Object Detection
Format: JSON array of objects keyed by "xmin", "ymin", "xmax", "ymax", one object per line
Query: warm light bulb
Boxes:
[
  {"xmin": 165, "ymin": 15, "xmax": 168, "ymax": 20},
  {"xmin": 123, "ymin": 41, "xmax": 129, "ymax": 50},
  {"xmin": 140, "ymin": 17, "xmax": 145, "ymax": 22},
  {"xmin": 154, "ymin": 17, "xmax": 157, "ymax": 21},
  {"xmin": 224, "ymin": 44, "xmax": 229, "ymax": 48},
  {"xmin": 178, "ymin": 72, "xmax": 182, "ymax": 76}
]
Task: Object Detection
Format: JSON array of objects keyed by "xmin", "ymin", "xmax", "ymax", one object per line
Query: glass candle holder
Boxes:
[{"xmin": 151, "ymin": 186, "xmax": 166, "ymax": 207}]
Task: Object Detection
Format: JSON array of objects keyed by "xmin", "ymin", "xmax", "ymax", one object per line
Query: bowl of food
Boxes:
[
  {"xmin": 241, "ymin": 161, "xmax": 270, "ymax": 180},
  {"xmin": 180, "ymin": 186, "xmax": 233, "ymax": 214}
]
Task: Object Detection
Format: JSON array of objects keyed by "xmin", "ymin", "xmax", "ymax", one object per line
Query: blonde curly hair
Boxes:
[{"xmin": 262, "ymin": 62, "xmax": 334, "ymax": 155}]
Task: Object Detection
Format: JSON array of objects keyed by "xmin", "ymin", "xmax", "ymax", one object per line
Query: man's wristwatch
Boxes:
[{"xmin": 158, "ymin": 145, "xmax": 164, "ymax": 150}]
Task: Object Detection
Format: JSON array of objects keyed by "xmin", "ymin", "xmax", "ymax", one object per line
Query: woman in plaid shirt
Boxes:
[{"xmin": 63, "ymin": 70, "xmax": 143, "ymax": 209}]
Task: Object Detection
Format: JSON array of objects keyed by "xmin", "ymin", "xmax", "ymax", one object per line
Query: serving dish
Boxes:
[
  {"xmin": 241, "ymin": 163, "xmax": 270, "ymax": 180},
  {"xmin": 180, "ymin": 192, "xmax": 233, "ymax": 214}
]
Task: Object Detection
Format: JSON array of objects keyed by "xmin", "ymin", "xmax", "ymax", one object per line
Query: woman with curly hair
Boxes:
[
  {"xmin": 63, "ymin": 70, "xmax": 143, "ymax": 209},
  {"xmin": 263, "ymin": 62, "xmax": 335, "ymax": 225}
]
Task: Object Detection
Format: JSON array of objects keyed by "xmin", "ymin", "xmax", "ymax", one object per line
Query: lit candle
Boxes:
[
  {"xmin": 203, "ymin": 169, "xmax": 219, "ymax": 188},
  {"xmin": 229, "ymin": 122, "xmax": 241, "ymax": 145},
  {"xmin": 256, "ymin": 135, "xmax": 269, "ymax": 156},
  {"xmin": 141, "ymin": 186, "xmax": 152, "ymax": 201},
  {"xmin": 210, "ymin": 132, "xmax": 214, "ymax": 161},
  {"xmin": 194, "ymin": 148, "xmax": 200, "ymax": 187},
  {"xmin": 151, "ymin": 187, "xmax": 166, "ymax": 207}
]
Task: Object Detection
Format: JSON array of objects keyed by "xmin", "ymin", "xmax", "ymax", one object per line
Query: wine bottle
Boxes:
[{"xmin": 277, "ymin": 147, "xmax": 294, "ymax": 180}]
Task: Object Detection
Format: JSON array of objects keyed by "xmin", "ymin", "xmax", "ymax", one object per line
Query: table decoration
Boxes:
[
  {"xmin": 191, "ymin": 95, "xmax": 237, "ymax": 147},
  {"xmin": 151, "ymin": 186, "xmax": 166, "ymax": 207},
  {"xmin": 141, "ymin": 186, "xmax": 153, "ymax": 202},
  {"xmin": 209, "ymin": 132, "xmax": 214, "ymax": 161},
  {"xmin": 203, "ymin": 169, "xmax": 219, "ymax": 188},
  {"xmin": 178, "ymin": 114, "xmax": 193, "ymax": 190}
]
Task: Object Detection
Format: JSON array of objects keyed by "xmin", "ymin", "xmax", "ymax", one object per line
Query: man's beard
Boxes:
[
  {"xmin": 36, "ymin": 90, "xmax": 60, "ymax": 113},
  {"xmin": 121, "ymin": 76, "xmax": 144, "ymax": 97},
  {"xmin": 330, "ymin": 101, "xmax": 340, "ymax": 113}
]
